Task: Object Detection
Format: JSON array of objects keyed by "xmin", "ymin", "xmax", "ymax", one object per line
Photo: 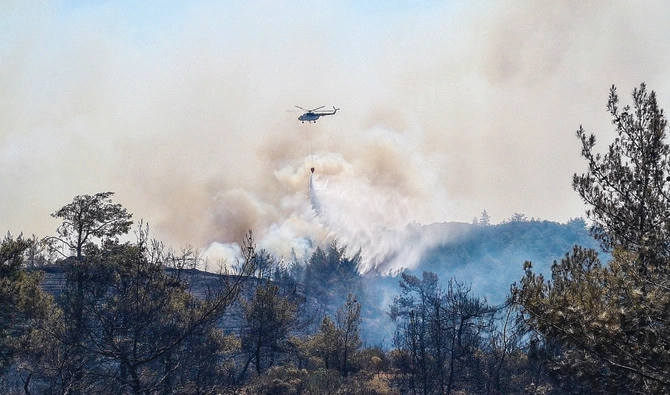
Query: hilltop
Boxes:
[{"xmin": 410, "ymin": 218, "xmax": 601, "ymax": 303}]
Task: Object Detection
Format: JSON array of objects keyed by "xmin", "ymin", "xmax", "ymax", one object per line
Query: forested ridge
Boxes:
[{"xmin": 2, "ymin": 83, "xmax": 669, "ymax": 394}]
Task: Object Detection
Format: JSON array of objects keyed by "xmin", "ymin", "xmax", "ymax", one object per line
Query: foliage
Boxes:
[
  {"xmin": 335, "ymin": 294, "xmax": 362, "ymax": 377},
  {"xmin": 25, "ymin": 241, "xmax": 242, "ymax": 393},
  {"xmin": 48, "ymin": 192, "xmax": 133, "ymax": 259},
  {"xmin": 0, "ymin": 175, "xmax": 631, "ymax": 393},
  {"xmin": 238, "ymin": 233, "xmax": 304, "ymax": 381},
  {"xmin": 308, "ymin": 294, "xmax": 363, "ymax": 379},
  {"xmin": 241, "ymin": 280, "xmax": 298, "ymax": 377},
  {"xmin": 0, "ymin": 234, "xmax": 52, "ymax": 376},
  {"xmin": 312, "ymin": 316, "xmax": 340, "ymax": 371},
  {"xmin": 516, "ymin": 246, "xmax": 670, "ymax": 392},
  {"xmin": 479, "ymin": 209, "xmax": 491, "ymax": 226},
  {"xmin": 7, "ymin": 194, "xmax": 251, "ymax": 394},
  {"xmin": 574, "ymin": 83, "xmax": 670, "ymax": 264},
  {"xmin": 304, "ymin": 242, "xmax": 363, "ymax": 312},
  {"xmin": 244, "ymin": 365, "xmax": 309, "ymax": 395},
  {"xmin": 389, "ymin": 272, "xmax": 496, "ymax": 394},
  {"xmin": 516, "ymin": 83, "xmax": 670, "ymax": 392}
]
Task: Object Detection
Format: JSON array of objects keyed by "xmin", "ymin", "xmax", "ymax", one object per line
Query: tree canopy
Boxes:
[
  {"xmin": 574, "ymin": 83, "xmax": 670, "ymax": 265},
  {"xmin": 516, "ymin": 83, "xmax": 670, "ymax": 392},
  {"xmin": 50, "ymin": 192, "xmax": 133, "ymax": 259}
]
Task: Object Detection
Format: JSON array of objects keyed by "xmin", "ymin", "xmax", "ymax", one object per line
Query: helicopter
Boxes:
[{"xmin": 296, "ymin": 106, "xmax": 339, "ymax": 123}]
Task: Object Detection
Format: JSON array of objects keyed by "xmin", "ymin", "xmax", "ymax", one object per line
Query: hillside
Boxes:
[
  {"xmin": 34, "ymin": 218, "xmax": 601, "ymax": 348},
  {"xmin": 349, "ymin": 218, "xmax": 601, "ymax": 346},
  {"xmin": 392, "ymin": 218, "xmax": 601, "ymax": 304}
]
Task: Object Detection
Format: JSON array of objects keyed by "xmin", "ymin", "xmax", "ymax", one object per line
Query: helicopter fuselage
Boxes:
[
  {"xmin": 298, "ymin": 113, "xmax": 321, "ymax": 123},
  {"xmin": 297, "ymin": 107, "xmax": 339, "ymax": 123}
]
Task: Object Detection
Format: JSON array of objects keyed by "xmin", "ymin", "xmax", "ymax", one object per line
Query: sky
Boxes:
[{"xmin": 2, "ymin": 0, "xmax": 670, "ymax": 270}]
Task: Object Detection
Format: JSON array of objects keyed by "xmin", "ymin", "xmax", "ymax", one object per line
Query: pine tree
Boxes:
[
  {"xmin": 335, "ymin": 294, "xmax": 362, "ymax": 378},
  {"xmin": 516, "ymin": 84, "xmax": 670, "ymax": 392},
  {"xmin": 0, "ymin": 234, "xmax": 51, "ymax": 378},
  {"xmin": 574, "ymin": 83, "xmax": 670, "ymax": 267}
]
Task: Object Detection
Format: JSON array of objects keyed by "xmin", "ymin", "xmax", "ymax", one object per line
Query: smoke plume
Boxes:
[{"xmin": 2, "ymin": 1, "xmax": 670, "ymax": 270}]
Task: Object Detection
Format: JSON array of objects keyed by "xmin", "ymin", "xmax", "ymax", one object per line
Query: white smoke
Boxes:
[{"xmin": 3, "ymin": 1, "xmax": 670, "ymax": 271}]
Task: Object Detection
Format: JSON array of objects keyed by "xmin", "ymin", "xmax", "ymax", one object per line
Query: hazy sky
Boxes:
[{"xmin": 3, "ymin": 1, "xmax": 670, "ymax": 268}]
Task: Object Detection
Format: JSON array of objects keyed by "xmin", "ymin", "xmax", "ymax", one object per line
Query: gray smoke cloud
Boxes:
[{"xmin": 2, "ymin": 1, "xmax": 670, "ymax": 270}]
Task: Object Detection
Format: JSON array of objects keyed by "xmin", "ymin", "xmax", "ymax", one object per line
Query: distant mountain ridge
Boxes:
[{"xmin": 395, "ymin": 218, "xmax": 602, "ymax": 304}]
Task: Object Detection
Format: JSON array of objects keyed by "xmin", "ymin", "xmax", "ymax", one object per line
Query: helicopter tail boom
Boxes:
[{"xmin": 314, "ymin": 106, "xmax": 339, "ymax": 116}]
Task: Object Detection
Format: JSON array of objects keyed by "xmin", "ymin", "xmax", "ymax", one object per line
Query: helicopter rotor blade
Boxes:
[
  {"xmin": 311, "ymin": 106, "xmax": 325, "ymax": 112},
  {"xmin": 295, "ymin": 105, "xmax": 308, "ymax": 111}
]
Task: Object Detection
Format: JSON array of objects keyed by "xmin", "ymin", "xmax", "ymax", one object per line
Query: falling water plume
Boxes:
[{"xmin": 309, "ymin": 172, "xmax": 322, "ymax": 219}]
